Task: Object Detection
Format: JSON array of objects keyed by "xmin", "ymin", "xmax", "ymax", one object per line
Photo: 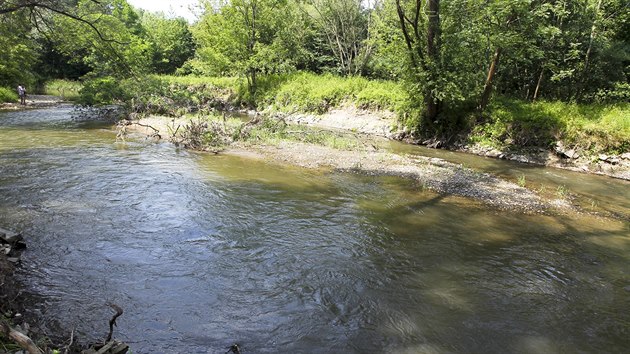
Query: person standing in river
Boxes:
[{"xmin": 17, "ymin": 85, "xmax": 26, "ymax": 105}]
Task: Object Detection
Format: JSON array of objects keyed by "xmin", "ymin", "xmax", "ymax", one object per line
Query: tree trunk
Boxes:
[
  {"xmin": 425, "ymin": 0, "xmax": 441, "ymax": 123},
  {"xmin": 0, "ymin": 323, "xmax": 43, "ymax": 354},
  {"xmin": 479, "ymin": 46, "xmax": 502, "ymax": 113},
  {"xmin": 584, "ymin": 0, "xmax": 602, "ymax": 73},
  {"xmin": 578, "ymin": 0, "xmax": 602, "ymax": 100},
  {"xmin": 533, "ymin": 67, "xmax": 544, "ymax": 101}
]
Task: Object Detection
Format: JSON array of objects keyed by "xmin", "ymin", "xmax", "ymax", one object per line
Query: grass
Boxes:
[
  {"xmin": 44, "ymin": 79, "xmax": 82, "ymax": 100},
  {"xmin": 556, "ymin": 185, "xmax": 569, "ymax": 198},
  {"xmin": 0, "ymin": 87, "xmax": 18, "ymax": 103},
  {"xmin": 145, "ymin": 72, "xmax": 407, "ymax": 116},
  {"xmin": 256, "ymin": 72, "xmax": 407, "ymax": 114},
  {"xmin": 472, "ymin": 98, "xmax": 630, "ymax": 155},
  {"xmin": 157, "ymin": 74, "xmax": 241, "ymax": 89},
  {"xmin": 517, "ymin": 174, "xmax": 526, "ymax": 187}
]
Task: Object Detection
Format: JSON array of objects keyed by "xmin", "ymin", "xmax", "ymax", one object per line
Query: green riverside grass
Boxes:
[
  {"xmin": 473, "ymin": 98, "xmax": 630, "ymax": 156},
  {"xmin": 44, "ymin": 79, "xmax": 83, "ymax": 100}
]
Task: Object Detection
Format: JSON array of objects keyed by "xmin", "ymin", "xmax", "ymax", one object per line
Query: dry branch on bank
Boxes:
[{"xmin": 0, "ymin": 322, "xmax": 43, "ymax": 354}]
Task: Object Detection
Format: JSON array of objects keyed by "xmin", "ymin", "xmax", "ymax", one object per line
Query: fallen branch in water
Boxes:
[
  {"xmin": 116, "ymin": 120, "xmax": 162, "ymax": 141},
  {"xmin": 0, "ymin": 322, "xmax": 44, "ymax": 354},
  {"xmin": 105, "ymin": 303, "xmax": 123, "ymax": 343}
]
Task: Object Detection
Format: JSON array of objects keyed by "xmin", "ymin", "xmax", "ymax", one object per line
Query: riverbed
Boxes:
[{"xmin": 1, "ymin": 107, "xmax": 629, "ymax": 353}]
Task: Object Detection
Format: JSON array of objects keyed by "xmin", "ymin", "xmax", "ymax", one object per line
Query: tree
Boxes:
[
  {"xmin": 0, "ymin": 9, "xmax": 38, "ymax": 87},
  {"xmin": 301, "ymin": 0, "xmax": 375, "ymax": 75},
  {"xmin": 46, "ymin": 0, "xmax": 153, "ymax": 76},
  {"xmin": 194, "ymin": 0, "xmax": 306, "ymax": 100},
  {"xmin": 139, "ymin": 11, "xmax": 196, "ymax": 74},
  {"xmin": 394, "ymin": 0, "xmax": 443, "ymax": 128}
]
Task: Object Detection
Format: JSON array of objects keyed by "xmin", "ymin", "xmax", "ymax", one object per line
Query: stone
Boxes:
[
  {"xmin": 621, "ymin": 152, "xmax": 630, "ymax": 160},
  {"xmin": 7, "ymin": 257, "xmax": 20, "ymax": 263},
  {"xmin": 485, "ymin": 149, "xmax": 502, "ymax": 158},
  {"xmin": 554, "ymin": 142, "xmax": 565, "ymax": 154},
  {"xmin": 599, "ymin": 154, "xmax": 609, "ymax": 161},
  {"xmin": 512, "ymin": 155, "xmax": 530, "ymax": 163},
  {"xmin": 0, "ymin": 227, "xmax": 22, "ymax": 244},
  {"xmin": 564, "ymin": 149, "xmax": 579, "ymax": 159}
]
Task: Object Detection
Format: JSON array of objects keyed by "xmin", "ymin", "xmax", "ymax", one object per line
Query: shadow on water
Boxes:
[{"xmin": 1, "ymin": 107, "xmax": 629, "ymax": 353}]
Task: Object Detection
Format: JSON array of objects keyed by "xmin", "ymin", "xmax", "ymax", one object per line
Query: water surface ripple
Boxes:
[{"xmin": 1, "ymin": 108, "xmax": 629, "ymax": 353}]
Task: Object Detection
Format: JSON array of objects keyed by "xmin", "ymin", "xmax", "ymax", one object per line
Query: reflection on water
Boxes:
[{"xmin": 1, "ymin": 108, "xmax": 629, "ymax": 353}]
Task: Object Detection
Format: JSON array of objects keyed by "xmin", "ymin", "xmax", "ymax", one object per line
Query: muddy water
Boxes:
[{"xmin": 1, "ymin": 107, "xmax": 629, "ymax": 353}]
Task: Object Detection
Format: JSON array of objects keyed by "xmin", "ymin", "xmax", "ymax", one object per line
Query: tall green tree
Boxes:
[
  {"xmin": 194, "ymin": 0, "xmax": 307, "ymax": 100},
  {"xmin": 48, "ymin": 0, "xmax": 153, "ymax": 76},
  {"xmin": 300, "ymin": 0, "xmax": 375, "ymax": 75},
  {"xmin": 139, "ymin": 11, "xmax": 196, "ymax": 74}
]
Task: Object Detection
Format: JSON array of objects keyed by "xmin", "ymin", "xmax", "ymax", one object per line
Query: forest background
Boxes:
[{"xmin": 0, "ymin": 0, "xmax": 628, "ymax": 154}]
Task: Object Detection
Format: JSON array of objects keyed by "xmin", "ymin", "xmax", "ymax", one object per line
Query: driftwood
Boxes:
[
  {"xmin": 116, "ymin": 120, "xmax": 161, "ymax": 141},
  {"xmin": 105, "ymin": 303, "xmax": 123, "ymax": 343},
  {"xmin": 0, "ymin": 322, "xmax": 43, "ymax": 354}
]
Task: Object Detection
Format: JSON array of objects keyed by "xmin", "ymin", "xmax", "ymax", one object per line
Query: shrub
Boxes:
[
  {"xmin": 258, "ymin": 72, "xmax": 405, "ymax": 114},
  {"xmin": 0, "ymin": 87, "xmax": 18, "ymax": 103},
  {"xmin": 78, "ymin": 77, "xmax": 128, "ymax": 105}
]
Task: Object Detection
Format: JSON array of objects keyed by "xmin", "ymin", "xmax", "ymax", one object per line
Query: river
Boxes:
[{"xmin": 1, "ymin": 107, "xmax": 629, "ymax": 353}]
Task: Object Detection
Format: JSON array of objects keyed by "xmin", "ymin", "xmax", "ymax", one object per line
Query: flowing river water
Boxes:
[{"xmin": 1, "ymin": 107, "xmax": 629, "ymax": 353}]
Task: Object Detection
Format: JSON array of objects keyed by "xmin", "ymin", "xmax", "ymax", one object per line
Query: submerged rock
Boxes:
[
  {"xmin": 0, "ymin": 227, "xmax": 23, "ymax": 244},
  {"xmin": 0, "ymin": 227, "xmax": 26, "ymax": 260}
]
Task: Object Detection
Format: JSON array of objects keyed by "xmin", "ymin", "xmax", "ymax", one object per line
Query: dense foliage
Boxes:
[{"xmin": 0, "ymin": 0, "xmax": 627, "ymax": 150}]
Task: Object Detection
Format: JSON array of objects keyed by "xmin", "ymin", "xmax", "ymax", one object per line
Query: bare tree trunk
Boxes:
[
  {"xmin": 578, "ymin": 0, "xmax": 603, "ymax": 100},
  {"xmin": 479, "ymin": 46, "xmax": 502, "ymax": 113},
  {"xmin": 533, "ymin": 67, "xmax": 544, "ymax": 101},
  {"xmin": 584, "ymin": 0, "xmax": 602, "ymax": 73}
]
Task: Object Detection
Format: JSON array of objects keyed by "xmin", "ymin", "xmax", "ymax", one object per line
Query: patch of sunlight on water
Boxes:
[
  {"xmin": 515, "ymin": 335, "xmax": 574, "ymax": 354},
  {"xmin": 397, "ymin": 344, "xmax": 450, "ymax": 354}
]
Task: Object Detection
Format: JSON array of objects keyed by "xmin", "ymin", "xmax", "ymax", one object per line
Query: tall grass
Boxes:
[
  {"xmin": 44, "ymin": 79, "xmax": 82, "ymax": 100},
  {"xmin": 473, "ymin": 98, "xmax": 630, "ymax": 154},
  {"xmin": 0, "ymin": 87, "xmax": 18, "ymax": 103},
  {"xmin": 255, "ymin": 72, "xmax": 407, "ymax": 114}
]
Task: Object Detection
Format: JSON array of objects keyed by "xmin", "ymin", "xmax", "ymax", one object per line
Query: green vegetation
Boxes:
[
  {"xmin": 77, "ymin": 73, "xmax": 406, "ymax": 115},
  {"xmin": 257, "ymin": 73, "xmax": 407, "ymax": 114},
  {"xmin": 44, "ymin": 80, "xmax": 82, "ymax": 100},
  {"xmin": 472, "ymin": 99, "xmax": 630, "ymax": 155},
  {"xmin": 0, "ymin": 0, "xmax": 627, "ymax": 156},
  {"xmin": 173, "ymin": 113, "xmax": 365, "ymax": 152},
  {"xmin": 0, "ymin": 87, "xmax": 18, "ymax": 103}
]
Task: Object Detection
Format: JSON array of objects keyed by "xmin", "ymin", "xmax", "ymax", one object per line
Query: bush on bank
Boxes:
[{"xmin": 75, "ymin": 73, "xmax": 407, "ymax": 116}]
